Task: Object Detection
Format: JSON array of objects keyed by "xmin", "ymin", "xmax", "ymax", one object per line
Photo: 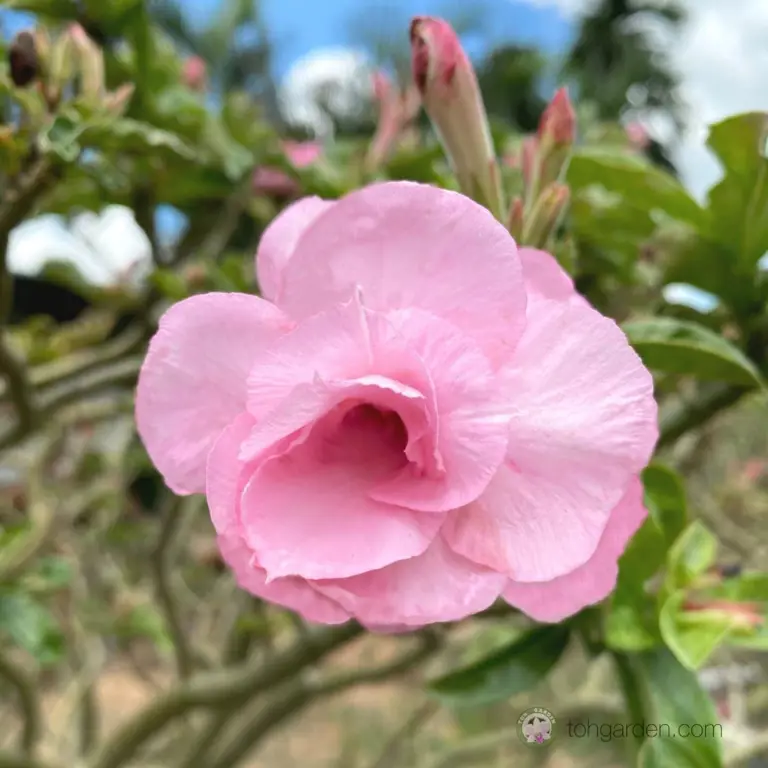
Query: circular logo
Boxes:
[{"xmin": 517, "ymin": 707, "xmax": 556, "ymax": 747}]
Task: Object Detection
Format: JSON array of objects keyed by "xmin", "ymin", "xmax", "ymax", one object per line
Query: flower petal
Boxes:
[
  {"xmin": 135, "ymin": 293, "xmax": 291, "ymax": 495},
  {"xmin": 255, "ymin": 196, "xmax": 335, "ymax": 302},
  {"xmin": 519, "ymin": 247, "xmax": 577, "ymax": 302},
  {"xmin": 445, "ymin": 298, "xmax": 657, "ymax": 581},
  {"xmin": 240, "ymin": 382, "xmax": 443, "ymax": 581},
  {"xmin": 205, "ymin": 411, "xmax": 350, "ymax": 624},
  {"xmin": 217, "ymin": 532, "xmax": 350, "ymax": 624},
  {"xmin": 312, "ymin": 535, "xmax": 505, "ymax": 627},
  {"xmin": 370, "ymin": 309, "xmax": 511, "ymax": 511},
  {"xmin": 502, "ymin": 478, "xmax": 647, "ymax": 621},
  {"xmin": 278, "ymin": 181, "xmax": 526, "ymax": 366}
]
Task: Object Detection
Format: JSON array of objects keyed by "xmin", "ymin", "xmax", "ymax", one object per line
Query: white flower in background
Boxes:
[
  {"xmin": 8, "ymin": 205, "xmax": 153, "ymax": 290},
  {"xmin": 279, "ymin": 47, "xmax": 376, "ymax": 140}
]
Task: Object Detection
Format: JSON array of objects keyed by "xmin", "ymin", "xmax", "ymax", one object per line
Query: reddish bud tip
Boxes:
[
  {"xmin": 183, "ymin": 55, "xmax": 207, "ymax": 91},
  {"xmin": 626, "ymin": 121, "xmax": 650, "ymax": 150},
  {"xmin": 538, "ymin": 87, "xmax": 576, "ymax": 146},
  {"xmin": 409, "ymin": 16, "xmax": 463, "ymax": 95}
]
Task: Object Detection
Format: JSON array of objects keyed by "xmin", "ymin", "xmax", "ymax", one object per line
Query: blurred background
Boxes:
[{"xmin": 1, "ymin": 1, "xmax": 768, "ymax": 767}]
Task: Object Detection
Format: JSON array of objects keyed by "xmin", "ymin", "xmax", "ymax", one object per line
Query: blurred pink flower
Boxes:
[
  {"xmin": 136, "ymin": 182, "xmax": 658, "ymax": 630},
  {"xmin": 626, "ymin": 122, "xmax": 651, "ymax": 150},
  {"xmin": 252, "ymin": 141, "xmax": 322, "ymax": 198},
  {"xmin": 282, "ymin": 140, "xmax": 322, "ymax": 169},
  {"xmin": 182, "ymin": 55, "xmax": 207, "ymax": 91}
]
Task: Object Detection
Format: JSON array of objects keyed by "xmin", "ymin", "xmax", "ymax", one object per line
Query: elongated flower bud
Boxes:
[
  {"xmin": 410, "ymin": 16, "xmax": 503, "ymax": 219},
  {"xmin": 536, "ymin": 88, "xmax": 576, "ymax": 189},
  {"xmin": 523, "ymin": 182, "xmax": 570, "ymax": 249}
]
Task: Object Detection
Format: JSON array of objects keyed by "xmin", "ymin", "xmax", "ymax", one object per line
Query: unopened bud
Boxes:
[
  {"xmin": 33, "ymin": 27, "xmax": 51, "ymax": 75},
  {"xmin": 183, "ymin": 55, "xmax": 207, "ymax": 91},
  {"xmin": 536, "ymin": 88, "xmax": 576, "ymax": 189},
  {"xmin": 507, "ymin": 196, "xmax": 524, "ymax": 240},
  {"xmin": 523, "ymin": 182, "xmax": 570, "ymax": 249},
  {"xmin": 69, "ymin": 23, "xmax": 104, "ymax": 102},
  {"xmin": 538, "ymin": 87, "xmax": 576, "ymax": 146},
  {"xmin": 683, "ymin": 599, "xmax": 764, "ymax": 631},
  {"xmin": 9, "ymin": 30, "xmax": 38, "ymax": 88},
  {"xmin": 104, "ymin": 82, "xmax": 135, "ymax": 115},
  {"xmin": 410, "ymin": 16, "xmax": 503, "ymax": 219},
  {"xmin": 282, "ymin": 140, "xmax": 322, "ymax": 169}
]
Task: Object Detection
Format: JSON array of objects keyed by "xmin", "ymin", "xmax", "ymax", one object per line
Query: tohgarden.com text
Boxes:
[{"xmin": 566, "ymin": 721, "xmax": 723, "ymax": 743}]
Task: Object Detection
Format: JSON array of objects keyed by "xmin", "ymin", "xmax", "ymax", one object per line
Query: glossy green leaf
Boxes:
[
  {"xmin": 705, "ymin": 112, "xmax": 768, "ymax": 270},
  {"xmin": 567, "ymin": 148, "xmax": 705, "ymax": 228},
  {"xmin": 633, "ymin": 647, "xmax": 723, "ymax": 768},
  {"xmin": 667, "ymin": 521, "xmax": 718, "ymax": 591},
  {"xmin": 428, "ymin": 625, "xmax": 570, "ymax": 707},
  {"xmin": 642, "ymin": 464, "xmax": 688, "ymax": 546},
  {"xmin": 623, "ymin": 318, "xmax": 764, "ymax": 388}
]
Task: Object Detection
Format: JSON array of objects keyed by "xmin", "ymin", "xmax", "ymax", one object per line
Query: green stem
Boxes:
[{"xmin": 0, "ymin": 648, "xmax": 41, "ymax": 754}]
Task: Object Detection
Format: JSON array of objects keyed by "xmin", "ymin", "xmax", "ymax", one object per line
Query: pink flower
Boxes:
[
  {"xmin": 136, "ymin": 182, "xmax": 658, "ymax": 630},
  {"xmin": 183, "ymin": 55, "xmax": 207, "ymax": 91},
  {"xmin": 626, "ymin": 122, "xmax": 651, "ymax": 150},
  {"xmin": 252, "ymin": 142, "xmax": 322, "ymax": 199},
  {"xmin": 282, "ymin": 140, "xmax": 322, "ymax": 169}
]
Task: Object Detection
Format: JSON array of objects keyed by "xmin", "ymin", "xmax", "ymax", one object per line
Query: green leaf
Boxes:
[
  {"xmin": 642, "ymin": 464, "xmax": 688, "ymax": 546},
  {"xmin": 567, "ymin": 148, "xmax": 706, "ymax": 228},
  {"xmin": 667, "ymin": 521, "xmax": 718, "ymax": 591},
  {"xmin": 81, "ymin": 118, "xmax": 197, "ymax": 161},
  {"xmin": 3, "ymin": 0, "xmax": 78, "ymax": 15},
  {"xmin": 659, "ymin": 591, "xmax": 735, "ymax": 670},
  {"xmin": 717, "ymin": 572, "xmax": 768, "ymax": 602},
  {"xmin": 428, "ymin": 625, "xmax": 570, "ymax": 707},
  {"xmin": 39, "ymin": 114, "xmax": 84, "ymax": 163},
  {"xmin": 705, "ymin": 112, "xmax": 768, "ymax": 270},
  {"xmin": 623, "ymin": 318, "xmax": 764, "ymax": 388},
  {"xmin": 0, "ymin": 592, "xmax": 66, "ymax": 666},
  {"xmin": 633, "ymin": 648, "xmax": 723, "ymax": 768}
]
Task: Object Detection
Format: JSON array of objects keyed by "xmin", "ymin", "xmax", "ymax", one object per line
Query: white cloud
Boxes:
[{"xmin": 520, "ymin": 0, "xmax": 768, "ymax": 201}]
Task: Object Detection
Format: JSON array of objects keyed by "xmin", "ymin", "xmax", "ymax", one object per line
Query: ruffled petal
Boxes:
[
  {"xmin": 135, "ymin": 293, "xmax": 291, "ymax": 494},
  {"xmin": 278, "ymin": 181, "xmax": 526, "ymax": 367},
  {"xmin": 445, "ymin": 298, "xmax": 657, "ymax": 581},
  {"xmin": 255, "ymin": 196, "xmax": 335, "ymax": 302},
  {"xmin": 312, "ymin": 536, "xmax": 505, "ymax": 627},
  {"xmin": 502, "ymin": 478, "xmax": 647, "ymax": 621}
]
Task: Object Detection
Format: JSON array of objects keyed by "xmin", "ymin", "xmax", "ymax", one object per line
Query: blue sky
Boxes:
[{"xmin": 2, "ymin": 0, "xmax": 571, "ymax": 77}]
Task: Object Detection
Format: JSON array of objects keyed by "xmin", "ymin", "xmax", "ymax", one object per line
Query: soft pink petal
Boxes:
[
  {"xmin": 135, "ymin": 293, "xmax": 291, "ymax": 495},
  {"xmin": 503, "ymin": 478, "xmax": 647, "ymax": 621},
  {"xmin": 255, "ymin": 196, "xmax": 335, "ymax": 302},
  {"xmin": 245, "ymin": 298, "xmax": 509, "ymax": 511},
  {"xmin": 519, "ymin": 247, "xmax": 576, "ymax": 301},
  {"xmin": 312, "ymin": 536, "xmax": 505, "ymax": 627},
  {"xmin": 240, "ymin": 388, "xmax": 443, "ymax": 581},
  {"xmin": 206, "ymin": 411, "xmax": 256, "ymax": 535},
  {"xmin": 218, "ymin": 532, "xmax": 350, "ymax": 624},
  {"xmin": 278, "ymin": 181, "xmax": 527, "ymax": 367},
  {"xmin": 445, "ymin": 298, "xmax": 657, "ymax": 581},
  {"xmin": 204, "ymin": 411, "xmax": 350, "ymax": 624},
  {"xmin": 371, "ymin": 309, "xmax": 511, "ymax": 511}
]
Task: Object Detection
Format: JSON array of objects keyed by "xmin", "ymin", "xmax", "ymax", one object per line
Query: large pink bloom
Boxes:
[{"xmin": 136, "ymin": 182, "xmax": 658, "ymax": 630}]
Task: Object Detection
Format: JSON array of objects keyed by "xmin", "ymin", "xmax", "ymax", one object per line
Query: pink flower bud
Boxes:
[
  {"xmin": 409, "ymin": 16, "xmax": 502, "ymax": 218},
  {"xmin": 282, "ymin": 140, "xmax": 322, "ymax": 169},
  {"xmin": 683, "ymin": 599, "xmax": 764, "ymax": 631},
  {"xmin": 183, "ymin": 55, "xmax": 207, "ymax": 91},
  {"xmin": 507, "ymin": 196, "xmax": 524, "ymax": 240},
  {"xmin": 252, "ymin": 167, "xmax": 299, "ymax": 199},
  {"xmin": 626, "ymin": 121, "xmax": 650, "ymax": 151},
  {"xmin": 538, "ymin": 87, "xmax": 576, "ymax": 147}
]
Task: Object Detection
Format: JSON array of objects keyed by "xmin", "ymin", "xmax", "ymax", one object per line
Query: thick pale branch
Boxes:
[{"xmin": 0, "ymin": 650, "xmax": 41, "ymax": 755}]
